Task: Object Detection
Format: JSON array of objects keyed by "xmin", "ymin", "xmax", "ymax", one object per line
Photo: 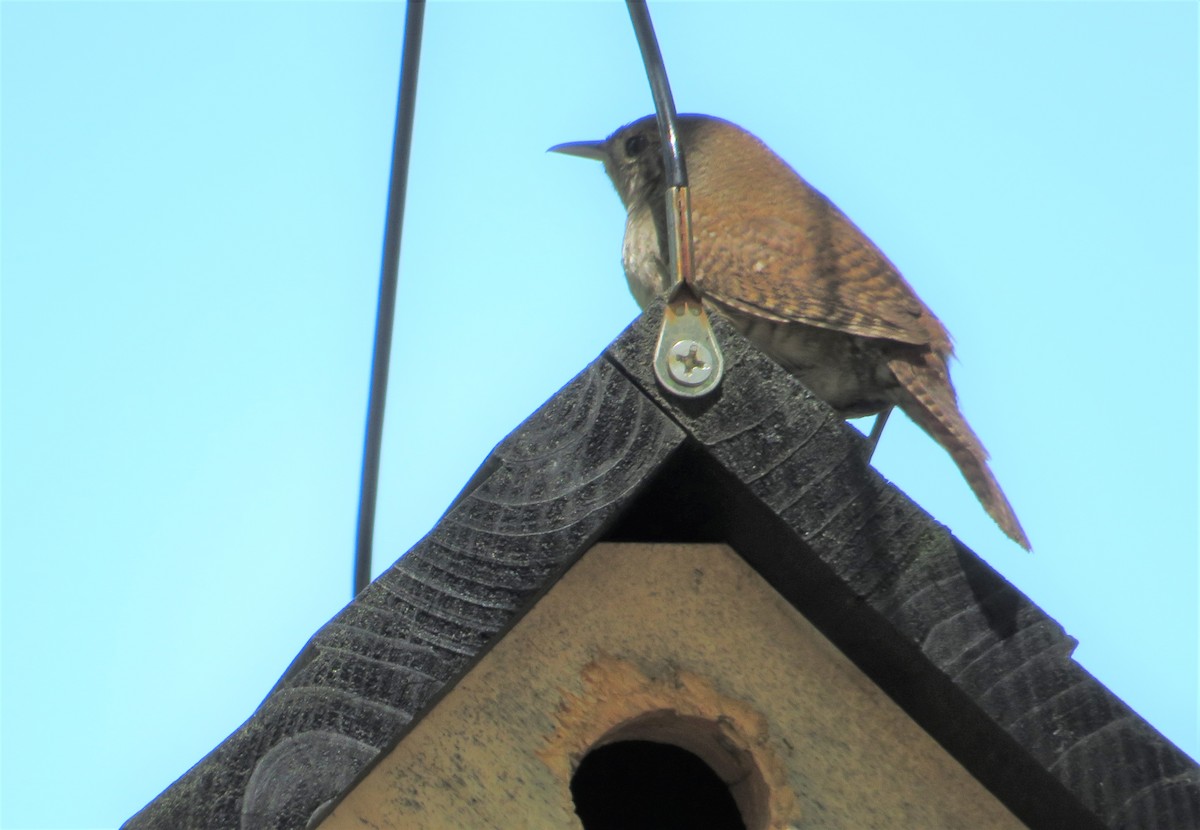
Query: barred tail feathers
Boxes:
[{"xmin": 888, "ymin": 357, "xmax": 1031, "ymax": 550}]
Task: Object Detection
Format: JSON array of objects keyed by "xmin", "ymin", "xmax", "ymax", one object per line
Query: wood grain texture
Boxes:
[
  {"xmin": 320, "ymin": 544, "xmax": 1027, "ymax": 830},
  {"xmin": 606, "ymin": 300, "xmax": 1199, "ymax": 830},
  {"xmin": 122, "ymin": 355, "xmax": 685, "ymax": 830},
  {"xmin": 124, "ymin": 301, "xmax": 1197, "ymax": 830}
]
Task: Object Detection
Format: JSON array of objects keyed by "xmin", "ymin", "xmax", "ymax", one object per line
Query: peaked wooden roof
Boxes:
[{"xmin": 125, "ymin": 302, "xmax": 1199, "ymax": 830}]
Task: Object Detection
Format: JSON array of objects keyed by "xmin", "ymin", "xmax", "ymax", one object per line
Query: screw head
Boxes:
[{"xmin": 667, "ymin": 339, "xmax": 714, "ymax": 386}]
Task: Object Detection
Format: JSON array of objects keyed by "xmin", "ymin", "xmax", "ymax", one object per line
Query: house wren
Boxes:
[{"xmin": 552, "ymin": 114, "xmax": 1030, "ymax": 550}]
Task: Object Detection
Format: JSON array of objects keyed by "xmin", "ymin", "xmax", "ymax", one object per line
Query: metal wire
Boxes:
[
  {"xmin": 354, "ymin": 3, "xmax": 688, "ymax": 596},
  {"xmin": 354, "ymin": 0, "xmax": 426, "ymax": 597},
  {"xmin": 626, "ymin": 1, "xmax": 687, "ymax": 189}
]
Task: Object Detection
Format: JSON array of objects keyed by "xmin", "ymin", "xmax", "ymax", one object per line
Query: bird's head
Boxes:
[{"xmin": 549, "ymin": 115, "xmax": 669, "ymax": 211}]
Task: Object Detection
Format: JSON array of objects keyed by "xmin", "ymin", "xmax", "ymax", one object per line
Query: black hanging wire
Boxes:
[
  {"xmin": 626, "ymin": 2, "xmax": 687, "ymax": 191},
  {"xmin": 354, "ymin": 0, "xmax": 426, "ymax": 597},
  {"xmin": 626, "ymin": 0, "xmax": 699, "ymax": 299},
  {"xmin": 354, "ymin": 2, "xmax": 680, "ymax": 596}
]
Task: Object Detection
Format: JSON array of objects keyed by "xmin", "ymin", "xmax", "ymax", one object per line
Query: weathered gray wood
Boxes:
[
  {"xmin": 125, "ymin": 302, "xmax": 1198, "ymax": 830},
  {"xmin": 123, "ymin": 355, "xmax": 686, "ymax": 830},
  {"xmin": 605, "ymin": 302, "xmax": 1200, "ymax": 830}
]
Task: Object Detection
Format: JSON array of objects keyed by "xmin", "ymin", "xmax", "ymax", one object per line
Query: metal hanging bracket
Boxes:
[
  {"xmin": 627, "ymin": 1, "xmax": 724, "ymax": 399},
  {"xmin": 654, "ymin": 280, "xmax": 725, "ymax": 397},
  {"xmin": 653, "ymin": 182, "xmax": 724, "ymax": 397}
]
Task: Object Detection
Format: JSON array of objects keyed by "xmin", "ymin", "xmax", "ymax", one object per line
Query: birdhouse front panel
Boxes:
[{"xmin": 317, "ymin": 542, "xmax": 1024, "ymax": 830}]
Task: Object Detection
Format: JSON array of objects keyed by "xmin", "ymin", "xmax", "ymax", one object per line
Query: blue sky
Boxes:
[{"xmin": 2, "ymin": 3, "xmax": 1196, "ymax": 828}]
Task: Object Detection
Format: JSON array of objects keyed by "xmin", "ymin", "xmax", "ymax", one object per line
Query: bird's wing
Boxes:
[{"xmin": 689, "ymin": 192, "xmax": 951, "ymax": 354}]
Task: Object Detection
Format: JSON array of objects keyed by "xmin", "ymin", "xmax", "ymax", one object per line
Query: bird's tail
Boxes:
[{"xmin": 888, "ymin": 356, "xmax": 1031, "ymax": 550}]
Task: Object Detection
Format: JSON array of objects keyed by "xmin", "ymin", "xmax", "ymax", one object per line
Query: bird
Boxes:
[{"xmin": 551, "ymin": 114, "xmax": 1030, "ymax": 550}]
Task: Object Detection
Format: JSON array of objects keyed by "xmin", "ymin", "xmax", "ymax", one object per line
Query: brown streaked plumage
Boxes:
[{"xmin": 552, "ymin": 114, "xmax": 1030, "ymax": 549}]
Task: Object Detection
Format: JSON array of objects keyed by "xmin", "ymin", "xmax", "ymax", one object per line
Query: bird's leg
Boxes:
[{"xmin": 862, "ymin": 406, "xmax": 893, "ymax": 461}]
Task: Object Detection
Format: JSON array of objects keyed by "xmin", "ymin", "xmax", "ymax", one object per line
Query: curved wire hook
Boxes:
[
  {"xmin": 626, "ymin": 1, "xmax": 694, "ymax": 289},
  {"xmin": 627, "ymin": 1, "xmax": 723, "ymax": 398}
]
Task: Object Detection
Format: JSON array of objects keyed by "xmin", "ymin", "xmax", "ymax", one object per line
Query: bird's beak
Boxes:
[{"xmin": 548, "ymin": 140, "xmax": 606, "ymax": 162}]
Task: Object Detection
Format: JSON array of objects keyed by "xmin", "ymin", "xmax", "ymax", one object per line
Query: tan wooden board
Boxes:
[{"xmin": 319, "ymin": 543, "xmax": 1025, "ymax": 830}]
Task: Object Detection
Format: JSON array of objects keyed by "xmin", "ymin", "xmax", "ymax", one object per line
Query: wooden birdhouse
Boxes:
[{"xmin": 124, "ymin": 304, "xmax": 1199, "ymax": 830}]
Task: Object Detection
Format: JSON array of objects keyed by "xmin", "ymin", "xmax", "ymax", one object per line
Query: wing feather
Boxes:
[{"xmin": 683, "ymin": 119, "xmax": 952, "ymax": 356}]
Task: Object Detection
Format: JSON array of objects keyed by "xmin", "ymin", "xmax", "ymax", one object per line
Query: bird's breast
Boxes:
[{"xmin": 621, "ymin": 204, "xmax": 667, "ymax": 310}]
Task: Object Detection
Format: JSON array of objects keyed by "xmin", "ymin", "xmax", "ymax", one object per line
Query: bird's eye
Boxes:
[{"xmin": 624, "ymin": 134, "xmax": 649, "ymax": 157}]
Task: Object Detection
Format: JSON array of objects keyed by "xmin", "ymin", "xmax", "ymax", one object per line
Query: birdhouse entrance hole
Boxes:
[
  {"xmin": 570, "ymin": 740, "xmax": 746, "ymax": 830},
  {"xmin": 563, "ymin": 707, "xmax": 771, "ymax": 830}
]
